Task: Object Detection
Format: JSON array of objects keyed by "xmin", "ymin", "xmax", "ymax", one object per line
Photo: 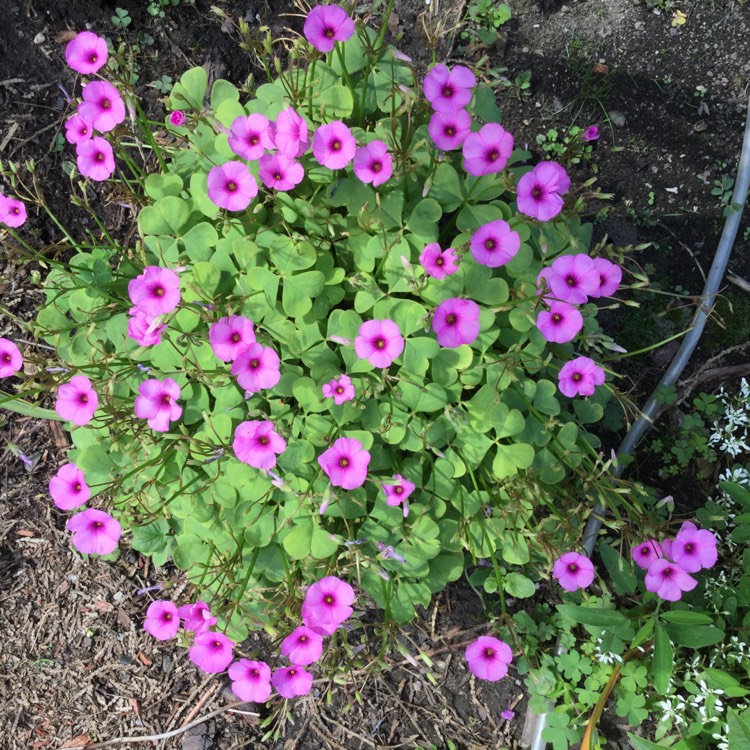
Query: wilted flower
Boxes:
[
  {"xmin": 169, "ymin": 110, "xmax": 186, "ymax": 127},
  {"xmin": 582, "ymin": 125, "xmax": 600, "ymax": 142},
  {"xmin": 127, "ymin": 306, "xmax": 166, "ymax": 347},
  {"xmin": 383, "ymin": 474, "xmax": 416, "ymax": 517},
  {"xmin": 178, "ymin": 601, "xmax": 218, "ymax": 634}
]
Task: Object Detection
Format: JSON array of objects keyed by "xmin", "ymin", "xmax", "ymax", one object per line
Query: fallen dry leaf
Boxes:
[
  {"xmin": 54, "ymin": 30, "xmax": 78, "ymax": 44},
  {"xmin": 137, "ymin": 650, "xmax": 153, "ymax": 666},
  {"xmin": 672, "ymin": 9, "xmax": 687, "ymax": 26}
]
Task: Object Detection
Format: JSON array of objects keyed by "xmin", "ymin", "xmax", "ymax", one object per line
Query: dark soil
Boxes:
[{"xmin": 2, "ymin": 0, "xmax": 749, "ymax": 748}]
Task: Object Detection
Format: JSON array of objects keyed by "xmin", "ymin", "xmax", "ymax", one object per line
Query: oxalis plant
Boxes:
[{"xmin": 0, "ymin": 0, "xmax": 679, "ymax": 723}]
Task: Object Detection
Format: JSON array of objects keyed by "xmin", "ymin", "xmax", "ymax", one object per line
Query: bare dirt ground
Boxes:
[{"xmin": 1, "ymin": 0, "xmax": 749, "ymax": 748}]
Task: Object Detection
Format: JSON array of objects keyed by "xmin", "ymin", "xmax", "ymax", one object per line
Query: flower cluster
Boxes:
[
  {"xmin": 634, "ymin": 521, "xmax": 718, "ymax": 602},
  {"xmin": 142, "ymin": 576, "xmax": 355, "ymax": 701},
  {"xmin": 64, "ymin": 32, "xmax": 122, "ymax": 181}
]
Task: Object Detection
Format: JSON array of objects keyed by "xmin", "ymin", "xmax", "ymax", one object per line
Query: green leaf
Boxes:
[
  {"xmin": 660, "ymin": 610, "xmax": 713, "ymax": 625},
  {"xmin": 700, "ymin": 668, "xmax": 750, "ymax": 698},
  {"xmin": 428, "ymin": 163, "xmax": 463, "ymax": 212},
  {"xmin": 471, "ymin": 85, "xmax": 502, "ymax": 123},
  {"xmin": 721, "ymin": 481, "xmax": 750, "ymax": 511},
  {"xmin": 727, "ymin": 710, "xmax": 750, "ymax": 749},
  {"xmin": 0, "ymin": 395, "xmax": 64, "ymax": 421},
  {"xmin": 407, "ymin": 198, "xmax": 442, "ymax": 241},
  {"xmin": 598, "ymin": 543, "xmax": 637, "ymax": 595},
  {"xmin": 173, "ymin": 533, "xmax": 211, "ymax": 570},
  {"xmin": 653, "ymin": 625, "xmax": 672, "ymax": 695},
  {"xmin": 626, "ymin": 734, "xmax": 667, "ymax": 750},
  {"xmin": 557, "ymin": 605, "xmax": 627, "ymax": 628},
  {"xmin": 210, "ymin": 79, "xmax": 240, "ymax": 111},
  {"xmin": 144, "ymin": 173, "xmax": 183, "ymax": 200},
  {"xmin": 139, "ymin": 196, "xmax": 190, "ymax": 235},
  {"xmin": 492, "ymin": 443, "xmax": 535, "ymax": 479},
  {"xmin": 504, "ymin": 572, "xmax": 536, "ymax": 598},
  {"xmin": 663, "ymin": 623, "xmax": 724, "ymax": 649},
  {"xmin": 170, "ymin": 66, "xmax": 208, "ymax": 110}
]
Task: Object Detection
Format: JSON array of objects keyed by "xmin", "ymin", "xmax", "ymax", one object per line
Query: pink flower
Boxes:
[
  {"xmin": 645, "ymin": 558, "xmax": 698, "ymax": 602},
  {"xmin": 127, "ymin": 306, "xmax": 166, "ymax": 347},
  {"xmin": 303, "ymin": 4, "xmax": 355, "ymax": 53},
  {"xmin": 423, "ymin": 64, "xmax": 476, "ymax": 112},
  {"xmin": 0, "ymin": 338, "xmax": 23, "ymax": 377},
  {"xmin": 589, "ymin": 258, "xmax": 622, "ymax": 298},
  {"xmin": 258, "ymin": 153, "xmax": 305, "ymax": 191},
  {"xmin": 462, "ymin": 123, "xmax": 514, "ymax": 176},
  {"xmin": 56, "ymin": 375, "xmax": 98, "ymax": 426},
  {"xmin": 322, "ymin": 374, "xmax": 355, "ymax": 404},
  {"xmin": 143, "ymin": 601, "xmax": 180, "ymax": 640},
  {"xmin": 354, "ymin": 319, "xmax": 404, "ymax": 368},
  {"xmin": 557, "ymin": 356, "xmax": 605, "ymax": 397},
  {"xmin": 428, "ymin": 109, "xmax": 472, "ymax": 151},
  {"xmin": 631, "ymin": 540, "xmax": 663, "ymax": 570},
  {"xmin": 78, "ymin": 81, "xmax": 126, "ymax": 133},
  {"xmin": 582, "ymin": 125, "xmax": 599, "ymax": 142},
  {"xmin": 178, "ymin": 601, "xmax": 218, "ymax": 634},
  {"xmin": 209, "ymin": 315, "xmax": 256, "ymax": 362},
  {"xmin": 228, "ymin": 114, "xmax": 273, "ymax": 160},
  {"xmin": 233, "ymin": 420, "xmax": 286, "ymax": 470},
  {"xmin": 67, "ymin": 508, "xmax": 121, "ymax": 555},
  {"xmin": 420, "ymin": 243, "xmax": 459, "ymax": 279},
  {"xmin": 548, "ymin": 254, "xmax": 600, "ymax": 304},
  {"xmin": 189, "ymin": 631, "xmax": 234, "ymax": 673},
  {"xmin": 134, "ymin": 378, "xmax": 183, "ymax": 432},
  {"xmin": 671, "ymin": 521, "xmax": 718, "ymax": 573},
  {"xmin": 271, "ymin": 107, "xmax": 310, "ymax": 158},
  {"xmin": 516, "ymin": 162, "xmax": 571, "ymax": 222},
  {"xmin": 272, "ymin": 666, "xmax": 313, "ymax": 698},
  {"xmin": 0, "ymin": 195, "xmax": 28, "ymax": 228},
  {"xmin": 470, "ymin": 220, "xmax": 520, "ymax": 268},
  {"xmin": 128, "ymin": 266, "xmax": 181, "ymax": 317},
  {"xmin": 228, "ymin": 660, "xmax": 272, "ymax": 703},
  {"xmin": 352, "ymin": 140, "xmax": 392, "ymax": 187},
  {"xmin": 552, "ymin": 551, "xmax": 595, "ymax": 592},
  {"xmin": 76, "ymin": 137, "xmax": 116, "ymax": 181},
  {"xmin": 465, "ymin": 636, "xmax": 513, "ymax": 681},
  {"xmin": 65, "ymin": 31, "xmax": 108, "ymax": 75},
  {"xmin": 301, "ymin": 575, "xmax": 356, "ymax": 635},
  {"xmin": 64, "ymin": 114, "xmax": 93, "ymax": 145},
  {"xmin": 313, "ymin": 121, "xmax": 357, "ymax": 170},
  {"xmin": 536, "ymin": 301, "xmax": 583, "ymax": 344},
  {"xmin": 383, "ymin": 474, "xmax": 415, "ymax": 517},
  {"xmin": 231, "ymin": 342, "xmax": 281, "ymax": 393},
  {"xmin": 281, "ymin": 625, "xmax": 324, "ymax": 666},
  {"xmin": 207, "ymin": 161, "xmax": 258, "ymax": 211},
  {"xmin": 169, "ymin": 111, "xmax": 186, "ymax": 127},
  {"xmin": 318, "ymin": 437, "xmax": 370, "ymax": 490},
  {"xmin": 49, "ymin": 463, "xmax": 90, "ymax": 510},
  {"xmin": 432, "ymin": 298, "xmax": 481, "ymax": 348},
  {"xmin": 662, "ymin": 538, "xmax": 674, "ymax": 559}
]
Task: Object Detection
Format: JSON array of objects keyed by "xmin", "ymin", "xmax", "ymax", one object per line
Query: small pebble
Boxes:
[{"xmin": 33, "ymin": 32, "xmax": 45, "ymax": 44}]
